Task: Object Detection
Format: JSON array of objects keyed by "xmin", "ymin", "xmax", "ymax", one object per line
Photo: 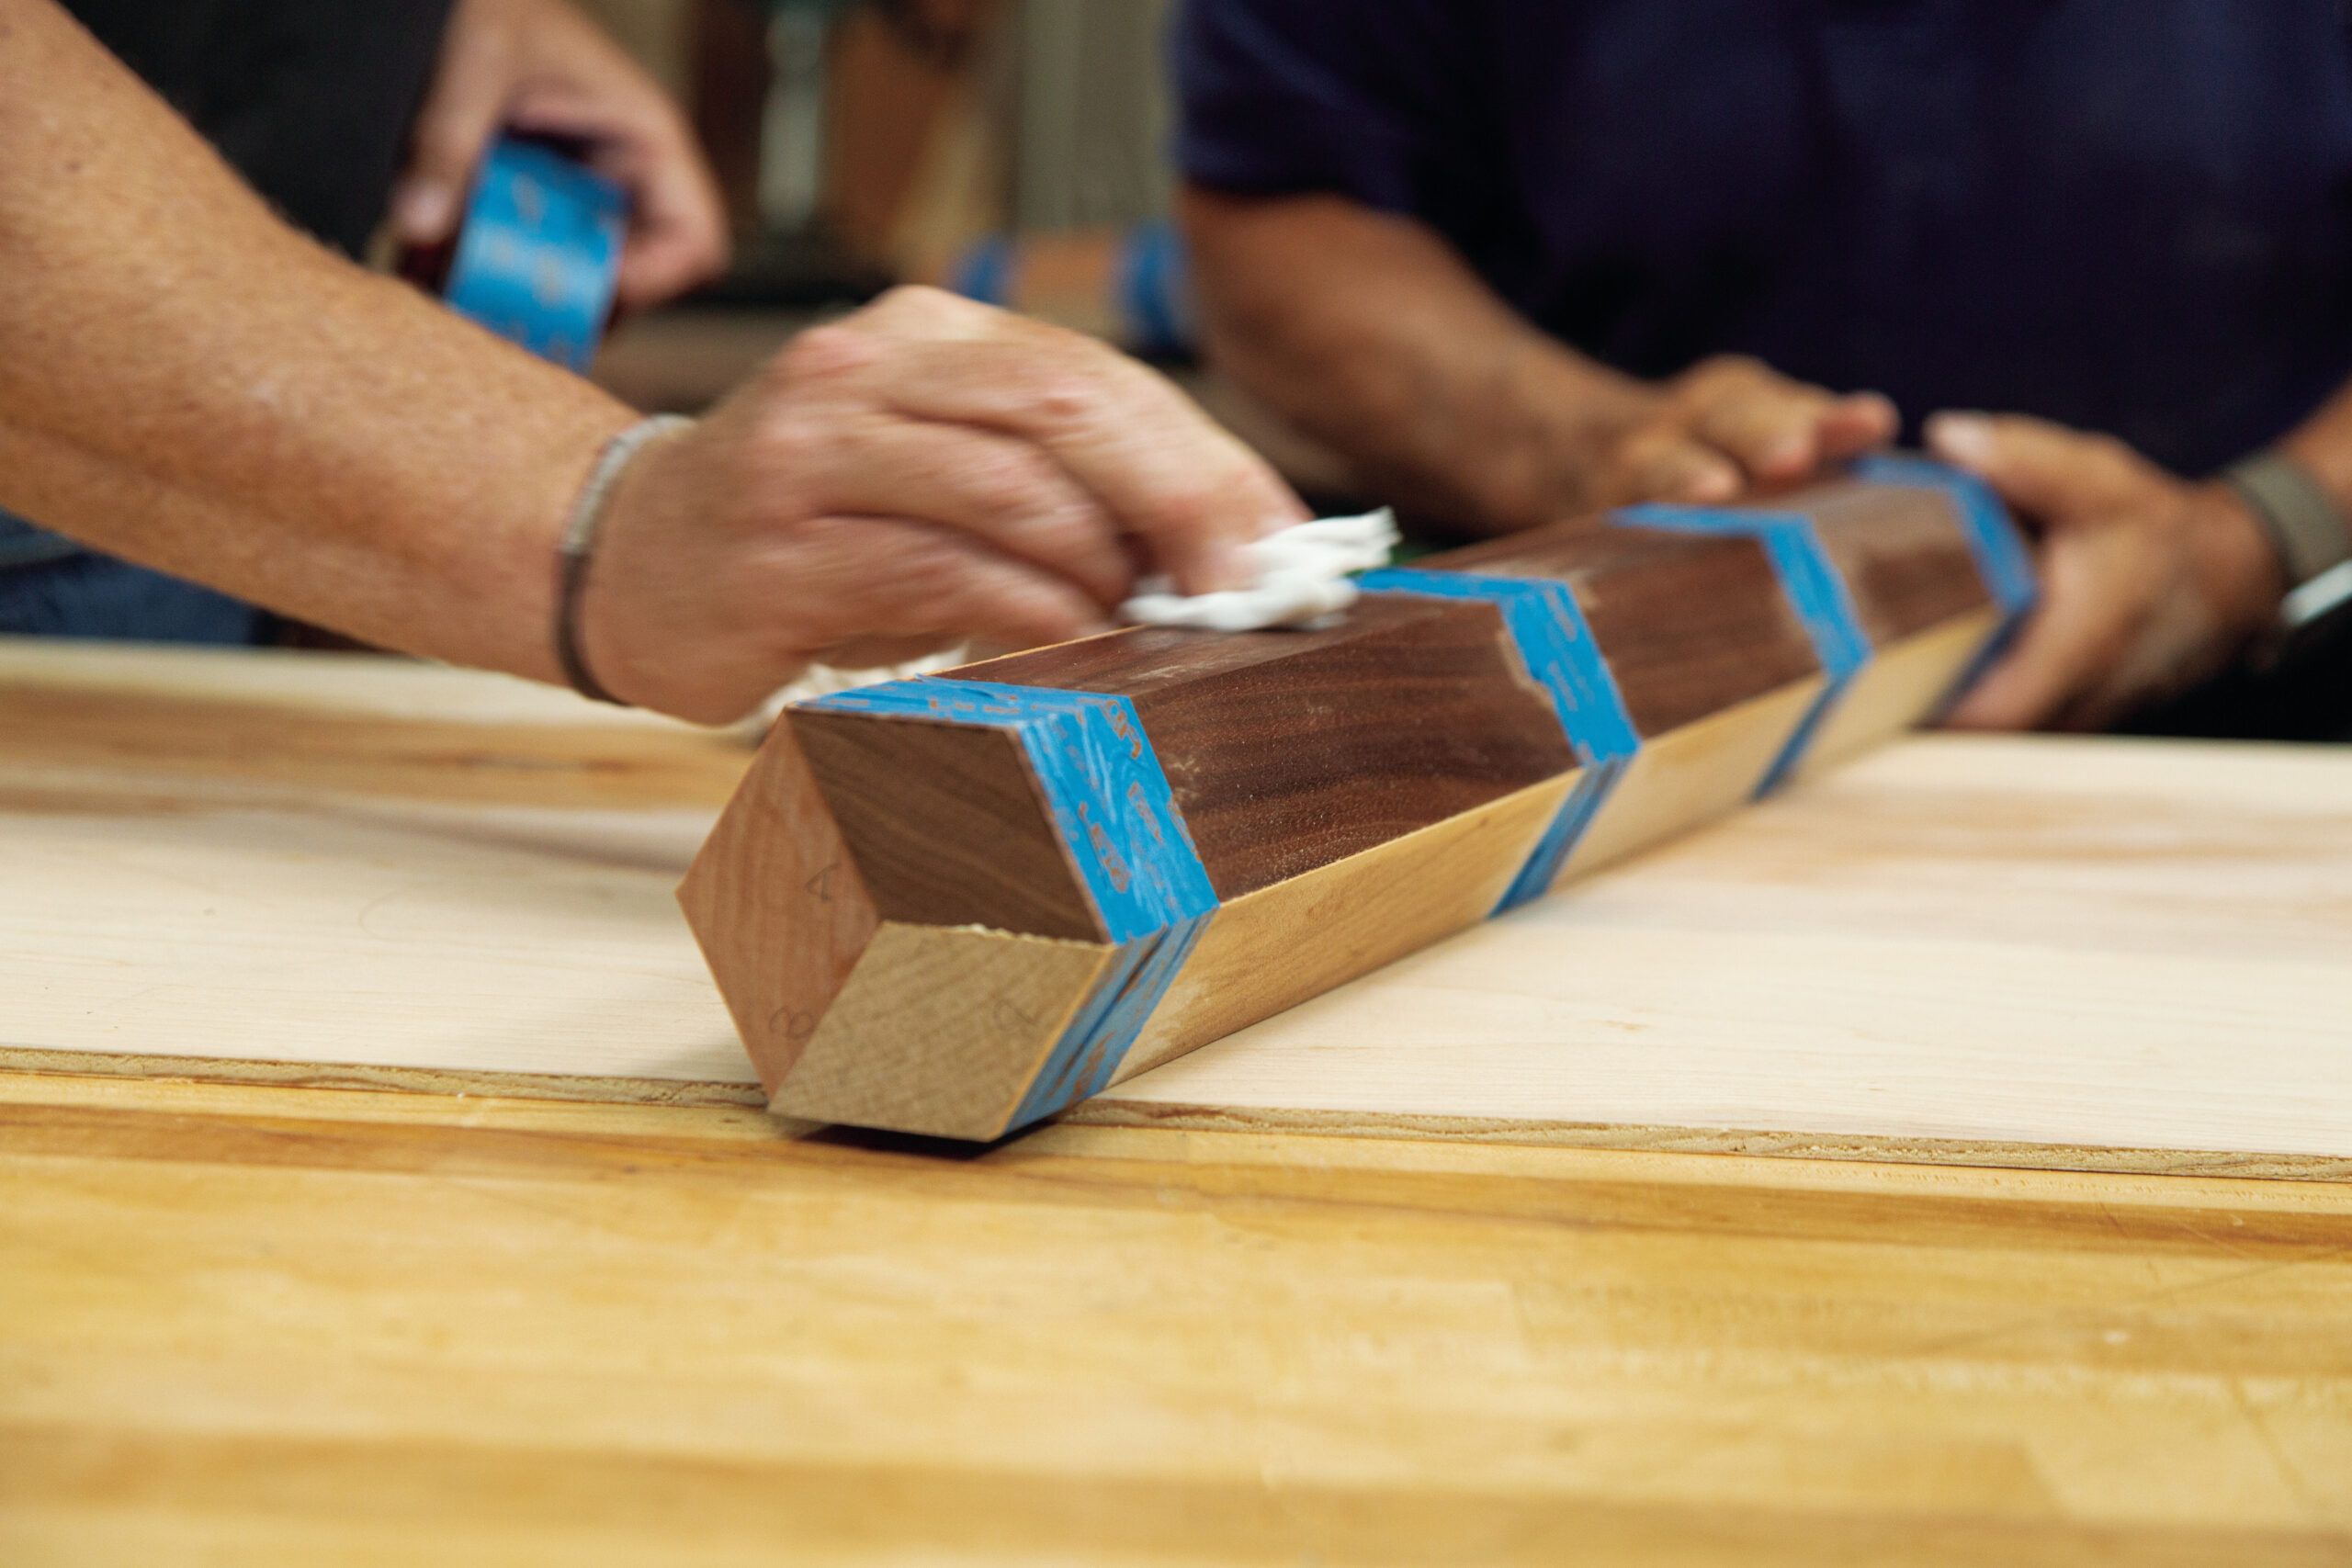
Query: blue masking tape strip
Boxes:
[
  {"xmin": 1616, "ymin": 504, "xmax": 1873, "ymax": 795},
  {"xmin": 1849, "ymin": 455, "xmax": 2038, "ymax": 619},
  {"xmin": 800, "ymin": 676, "xmax": 1217, "ymax": 1128},
  {"xmin": 445, "ymin": 138, "xmax": 626, "ymax": 374},
  {"xmin": 1010, "ymin": 913, "xmax": 1209, "ymax": 1128},
  {"xmin": 948, "ymin": 233, "xmax": 1017, "ymax": 308},
  {"xmin": 1117, "ymin": 222, "xmax": 1192, "ymax": 357},
  {"xmin": 1358, "ymin": 568, "xmax": 1639, "ymax": 911},
  {"xmin": 1848, "ymin": 454, "xmax": 2041, "ymax": 708},
  {"xmin": 801, "ymin": 678, "xmax": 1216, "ymax": 940}
]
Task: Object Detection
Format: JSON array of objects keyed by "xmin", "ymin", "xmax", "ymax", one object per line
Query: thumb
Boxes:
[
  {"xmin": 392, "ymin": 39, "xmax": 514, "ymax": 246},
  {"xmin": 1925, "ymin": 411, "xmax": 2145, "ymax": 525}
]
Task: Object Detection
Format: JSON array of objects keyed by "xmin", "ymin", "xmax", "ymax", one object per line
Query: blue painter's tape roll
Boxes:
[
  {"xmin": 799, "ymin": 676, "xmax": 1217, "ymax": 1126},
  {"xmin": 1116, "ymin": 221, "xmax": 1193, "ymax": 358},
  {"xmin": 1616, "ymin": 505, "xmax": 1873, "ymax": 795},
  {"xmin": 947, "ymin": 233, "xmax": 1018, "ymax": 309},
  {"xmin": 444, "ymin": 138, "xmax": 627, "ymax": 373},
  {"xmin": 1848, "ymin": 454, "xmax": 2041, "ymax": 707},
  {"xmin": 1358, "ymin": 568, "xmax": 1640, "ymax": 912}
]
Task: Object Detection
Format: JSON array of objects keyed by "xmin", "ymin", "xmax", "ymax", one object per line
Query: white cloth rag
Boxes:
[{"xmin": 1118, "ymin": 509, "xmax": 1399, "ymax": 632}]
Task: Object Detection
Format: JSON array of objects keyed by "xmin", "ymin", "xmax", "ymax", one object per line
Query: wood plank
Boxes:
[
  {"xmin": 0, "ymin": 639, "xmax": 761, "ymax": 1104},
  {"xmin": 12, "ymin": 642, "xmax": 2351, "ymax": 1178},
  {"xmin": 1085, "ymin": 734, "xmax": 2352, "ymax": 1178},
  {"xmin": 715, "ymin": 477, "xmax": 2009, "ymax": 1132},
  {"xmin": 6, "ymin": 1069, "xmax": 2352, "ymax": 1564}
]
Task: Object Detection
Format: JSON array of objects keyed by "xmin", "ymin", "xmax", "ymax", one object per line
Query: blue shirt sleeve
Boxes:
[{"xmin": 1171, "ymin": 0, "xmax": 1469, "ymax": 215}]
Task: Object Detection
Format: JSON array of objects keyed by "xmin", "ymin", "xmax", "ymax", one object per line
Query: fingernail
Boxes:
[
  {"xmin": 1927, "ymin": 412, "xmax": 1995, "ymax": 467},
  {"xmin": 392, "ymin": 182, "xmax": 455, "ymax": 242},
  {"xmin": 1200, "ymin": 537, "xmax": 1259, "ymax": 593}
]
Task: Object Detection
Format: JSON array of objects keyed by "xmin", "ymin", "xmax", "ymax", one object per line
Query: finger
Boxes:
[
  {"xmin": 1816, "ymin": 390, "xmax": 1901, "ymax": 462},
  {"xmin": 1943, "ymin": 532, "xmax": 2141, "ymax": 730},
  {"xmin": 392, "ymin": 24, "xmax": 514, "ymax": 246},
  {"xmin": 784, "ymin": 416, "xmax": 1134, "ymax": 606},
  {"xmin": 1614, "ymin": 428, "xmax": 1741, "ymax": 504},
  {"xmin": 1925, "ymin": 411, "xmax": 2150, "ymax": 522},
  {"xmin": 1688, "ymin": 377, "xmax": 1842, "ymax": 486},
  {"xmin": 823, "ymin": 292, "xmax": 1309, "ymax": 592},
  {"xmin": 611, "ymin": 141, "xmax": 730, "ymax": 308},
  {"xmin": 784, "ymin": 515, "xmax": 1113, "ymax": 655}
]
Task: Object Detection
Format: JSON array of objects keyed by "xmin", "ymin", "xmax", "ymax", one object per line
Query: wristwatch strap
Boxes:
[{"xmin": 2220, "ymin": 451, "xmax": 2352, "ymax": 589}]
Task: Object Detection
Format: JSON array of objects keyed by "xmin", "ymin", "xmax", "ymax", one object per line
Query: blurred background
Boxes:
[{"xmin": 574, "ymin": 0, "xmax": 1344, "ymax": 496}]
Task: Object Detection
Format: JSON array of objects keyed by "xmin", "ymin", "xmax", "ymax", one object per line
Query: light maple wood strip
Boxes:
[
  {"xmin": 1795, "ymin": 605, "xmax": 2002, "ymax": 780},
  {"xmin": 3, "ymin": 1072, "xmax": 2349, "ymax": 1564},
  {"xmin": 1114, "ymin": 773, "xmax": 1571, "ymax": 1081},
  {"xmin": 1554, "ymin": 676, "xmax": 1825, "ymax": 882}
]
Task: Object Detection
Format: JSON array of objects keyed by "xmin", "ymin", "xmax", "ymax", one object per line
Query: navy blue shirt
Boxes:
[{"xmin": 1175, "ymin": 1, "xmax": 2352, "ymax": 477}]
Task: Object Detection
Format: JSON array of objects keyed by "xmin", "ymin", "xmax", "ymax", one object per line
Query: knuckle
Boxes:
[
  {"xmin": 1022, "ymin": 369, "xmax": 1104, "ymax": 429},
  {"xmin": 771, "ymin": 323, "xmax": 871, "ymax": 385},
  {"xmin": 867, "ymin": 283, "xmax": 979, "ymax": 325},
  {"xmin": 965, "ymin": 447, "xmax": 1060, "ymax": 516},
  {"xmin": 1690, "ymin": 353, "xmax": 1767, "ymax": 389}
]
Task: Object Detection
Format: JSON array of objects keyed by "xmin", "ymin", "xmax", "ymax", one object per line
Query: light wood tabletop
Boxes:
[
  {"xmin": 5, "ymin": 1067, "xmax": 2351, "ymax": 1565},
  {"xmin": 4, "ymin": 638, "xmax": 2350, "ymax": 1563}
]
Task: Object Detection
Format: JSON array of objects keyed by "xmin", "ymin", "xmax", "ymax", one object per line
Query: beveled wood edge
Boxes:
[
  {"xmin": 1061, "ymin": 1099, "xmax": 2352, "ymax": 1184},
  {"xmin": 0, "ymin": 1045, "xmax": 767, "ymax": 1110}
]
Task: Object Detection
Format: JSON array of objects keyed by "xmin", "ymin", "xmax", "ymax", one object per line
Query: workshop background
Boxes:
[{"xmin": 574, "ymin": 0, "xmax": 1344, "ymax": 490}]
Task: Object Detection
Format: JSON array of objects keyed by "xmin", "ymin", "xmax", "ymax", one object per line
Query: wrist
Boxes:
[
  {"xmin": 2185, "ymin": 479, "xmax": 2289, "ymax": 648},
  {"xmin": 556, "ymin": 414, "xmax": 698, "ymax": 706}
]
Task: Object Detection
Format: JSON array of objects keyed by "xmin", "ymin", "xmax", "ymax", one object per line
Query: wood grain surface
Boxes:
[
  {"xmin": 7, "ymin": 641, "xmax": 2349, "ymax": 1176},
  {"xmin": 1788, "ymin": 478, "xmax": 1991, "ymax": 646},
  {"xmin": 5, "ymin": 1068, "xmax": 2350, "ymax": 1566},
  {"xmin": 954, "ymin": 593, "xmax": 1577, "ymax": 899},
  {"xmin": 1087, "ymin": 733, "xmax": 2352, "ymax": 1179},
  {"xmin": 679, "ymin": 724, "xmax": 879, "ymax": 1093},
  {"xmin": 1437, "ymin": 523, "xmax": 1825, "ymax": 736},
  {"xmin": 792, "ymin": 708, "xmax": 1106, "ymax": 940}
]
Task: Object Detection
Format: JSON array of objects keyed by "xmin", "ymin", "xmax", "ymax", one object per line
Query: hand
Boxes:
[
  {"xmin": 1927, "ymin": 412, "xmax": 2286, "ymax": 731},
  {"xmin": 1574, "ymin": 355, "xmax": 1899, "ymax": 508},
  {"xmin": 392, "ymin": 0, "xmax": 729, "ymax": 310},
  {"xmin": 578, "ymin": 287, "xmax": 1309, "ymax": 723}
]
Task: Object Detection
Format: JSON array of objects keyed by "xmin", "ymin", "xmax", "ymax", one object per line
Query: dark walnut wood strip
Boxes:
[
  {"xmin": 789, "ymin": 710, "xmax": 1107, "ymax": 942},
  {"xmin": 1781, "ymin": 479, "xmax": 1991, "ymax": 646},
  {"xmin": 955, "ymin": 593, "xmax": 1577, "ymax": 901},
  {"xmin": 1430, "ymin": 524, "xmax": 1824, "ymax": 737}
]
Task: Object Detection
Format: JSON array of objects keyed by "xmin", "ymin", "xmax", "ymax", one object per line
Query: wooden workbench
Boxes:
[
  {"xmin": 3, "ymin": 639, "xmax": 2350, "ymax": 1562},
  {"xmin": 6, "ymin": 1071, "xmax": 2351, "ymax": 1564}
]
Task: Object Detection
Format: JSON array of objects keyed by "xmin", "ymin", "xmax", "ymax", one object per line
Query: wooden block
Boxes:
[
  {"xmin": 678, "ymin": 725, "xmax": 878, "ymax": 1096},
  {"xmin": 949, "ymin": 593, "xmax": 1577, "ymax": 899},
  {"xmin": 681, "ymin": 463, "xmax": 2041, "ymax": 1138},
  {"xmin": 775, "ymin": 922, "xmax": 1117, "ymax": 1139}
]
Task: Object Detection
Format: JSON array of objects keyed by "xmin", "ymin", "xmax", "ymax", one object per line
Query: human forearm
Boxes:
[
  {"xmin": 1181, "ymin": 187, "xmax": 1635, "ymax": 533},
  {"xmin": 1181, "ymin": 188, "xmax": 1895, "ymax": 535},
  {"xmin": 0, "ymin": 0, "xmax": 635, "ymax": 682},
  {"xmin": 0, "ymin": 1, "xmax": 1304, "ymax": 724}
]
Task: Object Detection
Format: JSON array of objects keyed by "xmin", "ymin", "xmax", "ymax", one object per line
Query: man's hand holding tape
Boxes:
[
  {"xmin": 0, "ymin": 0, "xmax": 1304, "ymax": 725},
  {"xmin": 391, "ymin": 0, "xmax": 729, "ymax": 310}
]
